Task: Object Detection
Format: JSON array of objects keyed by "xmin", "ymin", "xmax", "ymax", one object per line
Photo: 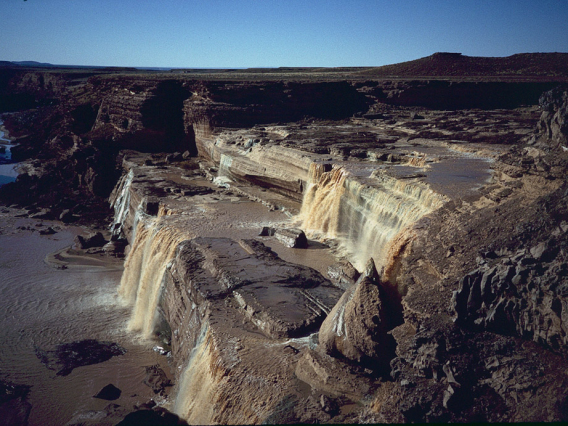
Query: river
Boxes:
[{"xmin": 0, "ymin": 211, "xmax": 169, "ymax": 425}]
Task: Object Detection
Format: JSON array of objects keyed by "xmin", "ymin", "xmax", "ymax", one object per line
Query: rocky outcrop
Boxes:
[
  {"xmin": 157, "ymin": 237, "xmax": 344, "ymax": 423},
  {"xmin": 453, "ymin": 215, "xmax": 568, "ymax": 354},
  {"xmin": 386, "ymin": 319, "xmax": 568, "ymax": 423},
  {"xmin": 318, "ymin": 260, "xmax": 399, "ymax": 372},
  {"xmin": 535, "ymin": 85, "xmax": 568, "ymax": 150},
  {"xmin": 164, "ymin": 237, "xmax": 341, "ymax": 340},
  {"xmin": 366, "ymin": 87, "xmax": 568, "ymax": 423},
  {"xmin": 366, "ymin": 80, "xmax": 559, "ymax": 110},
  {"xmin": 34, "ymin": 339, "xmax": 126, "ymax": 377},
  {"xmin": 452, "ymin": 87, "xmax": 568, "ymax": 355}
]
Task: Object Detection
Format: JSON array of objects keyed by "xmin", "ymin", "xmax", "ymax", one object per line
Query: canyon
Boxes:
[{"xmin": 1, "ymin": 53, "xmax": 568, "ymax": 423}]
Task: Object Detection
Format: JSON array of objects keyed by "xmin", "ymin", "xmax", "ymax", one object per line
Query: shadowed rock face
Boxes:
[
  {"xmin": 0, "ymin": 380, "xmax": 31, "ymax": 426},
  {"xmin": 453, "ymin": 182, "xmax": 568, "ymax": 353}
]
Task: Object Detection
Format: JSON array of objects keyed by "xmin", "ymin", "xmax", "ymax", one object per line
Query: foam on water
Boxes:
[
  {"xmin": 300, "ymin": 163, "xmax": 446, "ymax": 271},
  {"xmin": 0, "ymin": 218, "xmax": 166, "ymax": 426}
]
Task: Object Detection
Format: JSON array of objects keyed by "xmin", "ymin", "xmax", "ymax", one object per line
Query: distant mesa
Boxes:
[
  {"xmin": 360, "ymin": 52, "xmax": 568, "ymax": 78},
  {"xmin": 1, "ymin": 52, "xmax": 567, "ymax": 78}
]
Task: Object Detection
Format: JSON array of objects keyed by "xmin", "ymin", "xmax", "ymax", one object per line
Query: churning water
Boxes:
[{"xmin": 0, "ymin": 214, "xmax": 166, "ymax": 426}]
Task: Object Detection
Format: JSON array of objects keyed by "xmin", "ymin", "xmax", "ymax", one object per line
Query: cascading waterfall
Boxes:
[
  {"xmin": 110, "ymin": 170, "xmax": 134, "ymax": 236},
  {"xmin": 173, "ymin": 324, "xmax": 219, "ymax": 424},
  {"xmin": 300, "ymin": 163, "xmax": 446, "ymax": 271},
  {"xmin": 118, "ymin": 219, "xmax": 188, "ymax": 338},
  {"xmin": 213, "ymin": 153, "xmax": 234, "ymax": 187}
]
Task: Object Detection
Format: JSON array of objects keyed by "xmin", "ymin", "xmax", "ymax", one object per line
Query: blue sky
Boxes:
[{"xmin": 1, "ymin": 0, "xmax": 568, "ymax": 68}]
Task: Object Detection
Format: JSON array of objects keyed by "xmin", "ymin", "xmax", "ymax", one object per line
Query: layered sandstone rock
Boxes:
[{"xmin": 152, "ymin": 236, "xmax": 345, "ymax": 423}]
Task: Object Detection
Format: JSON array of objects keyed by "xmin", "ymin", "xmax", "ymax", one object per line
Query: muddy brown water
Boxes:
[
  {"xmin": 0, "ymin": 197, "xmax": 340, "ymax": 425},
  {"xmin": 0, "ymin": 214, "xmax": 166, "ymax": 426}
]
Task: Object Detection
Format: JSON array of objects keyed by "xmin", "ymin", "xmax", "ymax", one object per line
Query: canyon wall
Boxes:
[
  {"xmin": 107, "ymin": 83, "xmax": 568, "ymax": 423},
  {"xmin": 2, "ymin": 65, "xmax": 568, "ymax": 422}
]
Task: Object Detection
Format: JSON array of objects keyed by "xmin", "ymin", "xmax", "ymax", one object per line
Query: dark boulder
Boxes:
[
  {"xmin": 259, "ymin": 226, "xmax": 308, "ymax": 248},
  {"xmin": 74, "ymin": 231, "xmax": 107, "ymax": 249},
  {"xmin": 35, "ymin": 339, "xmax": 126, "ymax": 376},
  {"xmin": 94, "ymin": 384, "xmax": 122, "ymax": 401},
  {"xmin": 275, "ymin": 228, "xmax": 308, "ymax": 248},
  {"xmin": 143, "ymin": 365, "xmax": 172, "ymax": 396}
]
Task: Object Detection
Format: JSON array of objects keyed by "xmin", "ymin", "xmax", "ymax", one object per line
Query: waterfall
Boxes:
[
  {"xmin": 300, "ymin": 163, "xmax": 446, "ymax": 271},
  {"xmin": 173, "ymin": 324, "xmax": 219, "ymax": 424},
  {"xmin": 118, "ymin": 219, "xmax": 188, "ymax": 338},
  {"xmin": 110, "ymin": 170, "xmax": 134, "ymax": 236},
  {"xmin": 213, "ymin": 153, "xmax": 234, "ymax": 187}
]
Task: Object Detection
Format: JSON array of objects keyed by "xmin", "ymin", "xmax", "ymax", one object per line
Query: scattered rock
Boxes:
[
  {"xmin": 166, "ymin": 152, "xmax": 183, "ymax": 163},
  {"xmin": 34, "ymin": 339, "xmax": 126, "ymax": 376},
  {"xmin": 74, "ymin": 231, "xmax": 107, "ymax": 249},
  {"xmin": 94, "ymin": 384, "xmax": 122, "ymax": 401},
  {"xmin": 274, "ymin": 228, "xmax": 308, "ymax": 248},
  {"xmin": 258, "ymin": 226, "xmax": 275, "ymax": 236},
  {"xmin": 28, "ymin": 208, "xmax": 54, "ymax": 219},
  {"xmin": 259, "ymin": 227, "xmax": 308, "ymax": 248},
  {"xmin": 59, "ymin": 209, "xmax": 79, "ymax": 223},
  {"xmin": 39, "ymin": 226, "xmax": 57, "ymax": 235},
  {"xmin": 102, "ymin": 239, "xmax": 127, "ymax": 257},
  {"xmin": 327, "ymin": 261, "xmax": 360, "ymax": 289},
  {"xmin": 143, "ymin": 365, "xmax": 172, "ymax": 396}
]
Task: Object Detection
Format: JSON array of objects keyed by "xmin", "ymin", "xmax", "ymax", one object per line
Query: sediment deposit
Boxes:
[{"xmin": 1, "ymin": 55, "xmax": 568, "ymax": 423}]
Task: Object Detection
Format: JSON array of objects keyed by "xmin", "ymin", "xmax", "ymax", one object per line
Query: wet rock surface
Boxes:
[
  {"xmin": 34, "ymin": 339, "xmax": 126, "ymax": 376},
  {"xmin": 318, "ymin": 260, "xmax": 399, "ymax": 372},
  {"xmin": 172, "ymin": 237, "xmax": 342, "ymax": 339},
  {"xmin": 143, "ymin": 365, "xmax": 172, "ymax": 397}
]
